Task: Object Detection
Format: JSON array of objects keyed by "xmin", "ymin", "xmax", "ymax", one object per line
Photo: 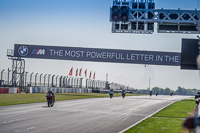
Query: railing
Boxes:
[
  {"xmin": 7, "ymin": 49, "xmax": 14, "ymax": 57},
  {"xmin": 113, "ymin": 0, "xmax": 155, "ymax": 3}
]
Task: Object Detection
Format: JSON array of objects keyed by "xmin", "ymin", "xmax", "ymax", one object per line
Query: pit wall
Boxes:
[
  {"xmin": 0, "ymin": 87, "xmax": 19, "ymax": 94},
  {"xmin": 27, "ymin": 87, "xmax": 92, "ymax": 94}
]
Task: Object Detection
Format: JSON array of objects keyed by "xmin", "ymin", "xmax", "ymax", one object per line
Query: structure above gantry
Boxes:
[{"xmin": 110, "ymin": 0, "xmax": 200, "ymax": 34}]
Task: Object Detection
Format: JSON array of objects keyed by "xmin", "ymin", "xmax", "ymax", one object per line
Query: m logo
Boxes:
[{"xmin": 31, "ymin": 49, "xmax": 45, "ymax": 55}]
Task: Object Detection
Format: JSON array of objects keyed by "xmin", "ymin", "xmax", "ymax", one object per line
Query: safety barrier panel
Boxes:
[
  {"xmin": 27, "ymin": 87, "xmax": 92, "ymax": 94},
  {"xmin": 32, "ymin": 87, "xmax": 42, "ymax": 93},
  {"xmin": 0, "ymin": 87, "xmax": 19, "ymax": 94},
  {"xmin": 9, "ymin": 88, "xmax": 19, "ymax": 93},
  {"xmin": 0, "ymin": 87, "xmax": 9, "ymax": 94}
]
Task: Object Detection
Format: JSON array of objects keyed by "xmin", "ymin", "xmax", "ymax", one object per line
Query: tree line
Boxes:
[{"xmin": 137, "ymin": 86, "xmax": 198, "ymax": 96}]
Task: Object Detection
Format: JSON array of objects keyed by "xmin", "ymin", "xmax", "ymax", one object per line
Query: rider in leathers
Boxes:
[
  {"xmin": 122, "ymin": 90, "xmax": 126, "ymax": 98},
  {"xmin": 47, "ymin": 90, "xmax": 55, "ymax": 102}
]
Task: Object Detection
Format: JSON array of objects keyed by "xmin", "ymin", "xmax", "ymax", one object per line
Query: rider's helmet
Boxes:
[{"xmin": 48, "ymin": 90, "xmax": 51, "ymax": 92}]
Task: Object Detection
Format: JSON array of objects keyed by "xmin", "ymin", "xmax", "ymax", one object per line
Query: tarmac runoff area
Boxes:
[{"xmin": 0, "ymin": 95, "xmax": 190, "ymax": 133}]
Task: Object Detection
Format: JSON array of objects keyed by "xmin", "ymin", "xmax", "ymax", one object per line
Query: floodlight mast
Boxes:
[{"xmin": 110, "ymin": 0, "xmax": 200, "ymax": 34}]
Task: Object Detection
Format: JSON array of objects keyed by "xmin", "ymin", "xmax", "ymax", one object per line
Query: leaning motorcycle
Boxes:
[{"xmin": 46, "ymin": 93, "xmax": 54, "ymax": 107}]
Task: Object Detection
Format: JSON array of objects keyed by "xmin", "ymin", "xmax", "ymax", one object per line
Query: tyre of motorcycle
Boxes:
[
  {"xmin": 51, "ymin": 99, "xmax": 54, "ymax": 107},
  {"xmin": 47, "ymin": 99, "xmax": 50, "ymax": 107},
  {"xmin": 50, "ymin": 99, "xmax": 52, "ymax": 107}
]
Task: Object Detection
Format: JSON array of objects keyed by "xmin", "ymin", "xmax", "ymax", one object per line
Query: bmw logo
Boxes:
[{"xmin": 18, "ymin": 46, "xmax": 29, "ymax": 56}]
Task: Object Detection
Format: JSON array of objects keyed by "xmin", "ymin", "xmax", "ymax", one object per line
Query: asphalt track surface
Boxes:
[{"xmin": 0, "ymin": 95, "xmax": 190, "ymax": 133}]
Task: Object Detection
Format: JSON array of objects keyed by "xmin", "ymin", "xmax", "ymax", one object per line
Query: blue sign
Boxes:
[{"xmin": 14, "ymin": 44, "xmax": 181, "ymax": 66}]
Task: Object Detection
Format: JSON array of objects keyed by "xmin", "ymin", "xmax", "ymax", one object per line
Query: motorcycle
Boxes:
[
  {"xmin": 122, "ymin": 93, "xmax": 126, "ymax": 99},
  {"xmin": 150, "ymin": 91, "xmax": 152, "ymax": 97},
  {"xmin": 46, "ymin": 93, "xmax": 55, "ymax": 107},
  {"xmin": 109, "ymin": 92, "xmax": 113, "ymax": 99}
]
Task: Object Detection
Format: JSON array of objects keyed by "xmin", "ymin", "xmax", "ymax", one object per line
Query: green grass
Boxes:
[
  {"xmin": 153, "ymin": 99, "xmax": 196, "ymax": 118},
  {"xmin": 125, "ymin": 99, "xmax": 196, "ymax": 133},
  {"xmin": 0, "ymin": 93, "xmax": 142, "ymax": 106},
  {"xmin": 125, "ymin": 118, "xmax": 184, "ymax": 133}
]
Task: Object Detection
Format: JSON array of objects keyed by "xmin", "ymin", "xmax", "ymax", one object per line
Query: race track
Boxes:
[{"xmin": 0, "ymin": 95, "xmax": 190, "ymax": 133}]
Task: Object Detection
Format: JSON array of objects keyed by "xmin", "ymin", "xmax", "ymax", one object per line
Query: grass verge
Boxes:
[
  {"xmin": 125, "ymin": 117, "xmax": 183, "ymax": 133},
  {"xmin": 125, "ymin": 99, "xmax": 196, "ymax": 133},
  {"xmin": 153, "ymin": 99, "xmax": 196, "ymax": 118},
  {"xmin": 0, "ymin": 93, "xmax": 143, "ymax": 106}
]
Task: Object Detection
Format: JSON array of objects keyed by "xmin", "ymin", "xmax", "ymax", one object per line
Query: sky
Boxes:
[{"xmin": 0, "ymin": 0, "xmax": 200, "ymax": 90}]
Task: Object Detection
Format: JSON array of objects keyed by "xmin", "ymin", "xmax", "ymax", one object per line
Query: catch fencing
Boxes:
[{"xmin": 0, "ymin": 68, "xmax": 136, "ymax": 93}]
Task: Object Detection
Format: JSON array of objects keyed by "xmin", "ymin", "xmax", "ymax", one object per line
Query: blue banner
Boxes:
[{"xmin": 14, "ymin": 44, "xmax": 181, "ymax": 66}]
